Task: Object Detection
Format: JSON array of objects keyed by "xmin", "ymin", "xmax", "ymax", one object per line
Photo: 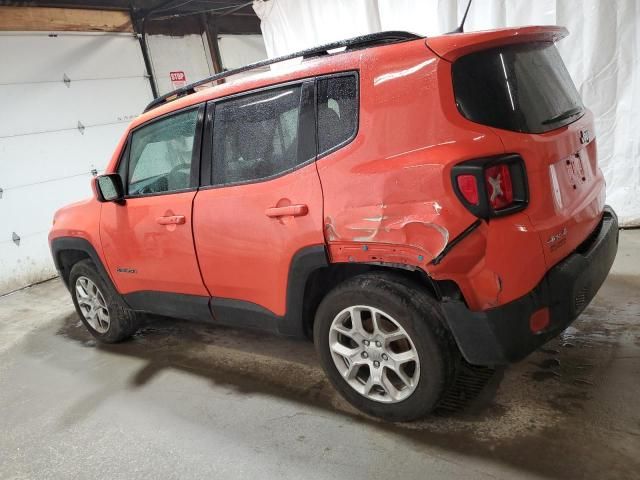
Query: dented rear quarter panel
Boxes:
[
  {"xmin": 319, "ymin": 41, "xmax": 498, "ymax": 262},
  {"xmin": 318, "ymin": 39, "xmax": 556, "ymax": 311}
]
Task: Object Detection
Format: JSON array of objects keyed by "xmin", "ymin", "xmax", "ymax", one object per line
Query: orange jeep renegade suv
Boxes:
[{"xmin": 50, "ymin": 27, "xmax": 618, "ymax": 421}]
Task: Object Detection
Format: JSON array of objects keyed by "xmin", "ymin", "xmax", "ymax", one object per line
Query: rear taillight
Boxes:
[
  {"xmin": 452, "ymin": 154, "xmax": 528, "ymax": 219},
  {"xmin": 484, "ymin": 164, "xmax": 513, "ymax": 210},
  {"xmin": 456, "ymin": 175, "xmax": 479, "ymax": 205}
]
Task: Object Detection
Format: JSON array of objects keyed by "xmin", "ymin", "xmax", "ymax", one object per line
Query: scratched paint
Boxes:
[{"xmin": 325, "ymin": 201, "xmax": 449, "ymax": 262}]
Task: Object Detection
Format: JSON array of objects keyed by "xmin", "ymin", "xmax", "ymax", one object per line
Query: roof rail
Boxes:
[{"xmin": 143, "ymin": 30, "xmax": 423, "ymax": 113}]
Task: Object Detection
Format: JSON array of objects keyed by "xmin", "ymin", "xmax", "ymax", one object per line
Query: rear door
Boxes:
[
  {"xmin": 100, "ymin": 105, "xmax": 211, "ymax": 312},
  {"xmin": 192, "ymin": 80, "xmax": 324, "ymax": 324}
]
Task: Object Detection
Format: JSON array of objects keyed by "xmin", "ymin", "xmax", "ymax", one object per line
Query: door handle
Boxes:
[
  {"xmin": 265, "ymin": 204, "xmax": 309, "ymax": 218},
  {"xmin": 157, "ymin": 215, "xmax": 186, "ymax": 225}
]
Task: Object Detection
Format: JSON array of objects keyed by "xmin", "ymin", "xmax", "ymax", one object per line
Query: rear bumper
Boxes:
[{"xmin": 441, "ymin": 206, "xmax": 619, "ymax": 366}]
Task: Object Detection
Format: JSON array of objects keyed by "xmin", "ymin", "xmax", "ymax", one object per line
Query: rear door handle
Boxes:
[
  {"xmin": 265, "ymin": 204, "xmax": 308, "ymax": 218},
  {"xmin": 157, "ymin": 215, "xmax": 186, "ymax": 225}
]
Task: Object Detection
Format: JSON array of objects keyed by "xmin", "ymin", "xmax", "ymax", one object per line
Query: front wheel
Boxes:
[
  {"xmin": 69, "ymin": 259, "xmax": 141, "ymax": 343},
  {"xmin": 313, "ymin": 272, "xmax": 459, "ymax": 421}
]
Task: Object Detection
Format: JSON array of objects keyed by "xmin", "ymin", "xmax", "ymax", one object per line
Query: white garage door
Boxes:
[{"xmin": 0, "ymin": 31, "xmax": 153, "ymax": 294}]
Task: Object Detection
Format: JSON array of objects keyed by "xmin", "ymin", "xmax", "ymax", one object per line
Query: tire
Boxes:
[
  {"xmin": 313, "ymin": 272, "xmax": 459, "ymax": 422},
  {"xmin": 69, "ymin": 259, "xmax": 140, "ymax": 343}
]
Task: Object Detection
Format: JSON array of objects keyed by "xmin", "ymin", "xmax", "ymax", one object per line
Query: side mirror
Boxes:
[{"xmin": 95, "ymin": 174, "xmax": 125, "ymax": 203}]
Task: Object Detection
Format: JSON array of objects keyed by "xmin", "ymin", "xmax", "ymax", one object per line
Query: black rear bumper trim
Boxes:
[{"xmin": 441, "ymin": 206, "xmax": 619, "ymax": 366}]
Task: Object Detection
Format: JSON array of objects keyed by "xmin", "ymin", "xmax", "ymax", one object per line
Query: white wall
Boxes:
[
  {"xmin": 0, "ymin": 31, "xmax": 153, "ymax": 294},
  {"xmin": 253, "ymin": 0, "xmax": 640, "ymax": 227}
]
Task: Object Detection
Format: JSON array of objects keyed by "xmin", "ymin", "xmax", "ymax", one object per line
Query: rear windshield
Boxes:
[{"xmin": 452, "ymin": 42, "xmax": 584, "ymax": 134}]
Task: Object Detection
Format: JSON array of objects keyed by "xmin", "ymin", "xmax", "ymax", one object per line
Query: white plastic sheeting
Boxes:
[
  {"xmin": 253, "ymin": 0, "xmax": 640, "ymax": 226},
  {"xmin": 218, "ymin": 34, "xmax": 268, "ymax": 70},
  {"xmin": 218, "ymin": 34, "xmax": 268, "ymax": 79}
]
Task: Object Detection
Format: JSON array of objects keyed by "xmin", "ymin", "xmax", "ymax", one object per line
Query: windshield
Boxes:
[{"xmin": 452, "ymin": 42, "xmax": 584, "ymax": 134}]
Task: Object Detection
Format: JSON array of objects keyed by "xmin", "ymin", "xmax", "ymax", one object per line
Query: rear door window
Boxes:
[
  {"xmin": 211, "ymin": 85, "xmax": 307, "ymax": 185},
  {"xmin": 453, "ymin": 42, "xmax": 584, "ymax": 134},
  {"xmin": 317, "ymin": 75, "xmax": 358, "ymax": 154}
]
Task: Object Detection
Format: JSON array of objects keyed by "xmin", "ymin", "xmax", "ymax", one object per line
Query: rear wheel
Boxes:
[
  {"xmin": 314, "ymin": 272, "xmax": 459, "ymax": 421},
  {"xmin": 69, "ymin": 260, "xmax": 140, "ymax": 343}
]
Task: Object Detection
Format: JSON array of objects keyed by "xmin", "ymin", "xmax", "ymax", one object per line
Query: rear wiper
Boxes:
[{"xmin": 541, "ymin": 107, "xmax": 584, "ymax": 125}]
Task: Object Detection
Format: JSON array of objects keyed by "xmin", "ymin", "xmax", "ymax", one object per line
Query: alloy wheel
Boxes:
[
  {"xmin": 328, "ymin": 305, "xmax": 420, "ymax": 403},
  {"xmin": 75, "ymin": 276, "xmax": 110, "ymax": 334}
]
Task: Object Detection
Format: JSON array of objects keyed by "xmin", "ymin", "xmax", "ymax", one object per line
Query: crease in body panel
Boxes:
[{"xmin": 324, "ymin": 201, "xmax": 450, "ymax": 260}]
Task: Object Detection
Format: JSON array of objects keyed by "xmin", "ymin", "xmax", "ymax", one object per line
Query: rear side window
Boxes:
[
  {"xmin": 212, "ymin": 85, "xmax": 304, "ymax": 185},
  {"xmin": 126, "ymin": 109, "xmax": 198, "ymax": 195},
  {"xmin": 317, "ymin": 75, "xmax": 358, "ymax": 154},
  {"xmin": 453, "ymin": 42, "xmax": 584, "ymax": 134}
]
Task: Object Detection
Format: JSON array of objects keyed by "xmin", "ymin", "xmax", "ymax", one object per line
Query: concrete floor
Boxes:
[{"xmin": 1, "ymin": 232, "xmax": 639, "ymax": 480}]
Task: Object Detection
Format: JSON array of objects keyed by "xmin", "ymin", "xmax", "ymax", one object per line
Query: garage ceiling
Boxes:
[
  {"xmin": 5, "ymin": 0, "xmax": 261, "ymax": 35},
  {"xmin": 11, "ymin": 1, "xmax": 261, "ymax": 33},
  {"xmin": 12, "ymin": 0, "xmax": 257, "ymax": 17}
]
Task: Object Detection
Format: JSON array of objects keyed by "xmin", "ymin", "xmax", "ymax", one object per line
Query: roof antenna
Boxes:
[{"xmin": 449, "ymin": 0, "xmax": 473, "ymax": 34}]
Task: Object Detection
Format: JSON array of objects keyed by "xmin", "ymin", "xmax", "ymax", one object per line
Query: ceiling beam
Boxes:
[{"xmin": 0, "ymin": 6, "xmax": 133, "ymax": 32}]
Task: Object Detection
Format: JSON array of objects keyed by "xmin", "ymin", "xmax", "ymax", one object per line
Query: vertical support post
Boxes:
[
  {"xmin": 130, "ymin": 7, "xmax": 159, "ymax": 98},
  {"xmin": 201, "ymin": 14, "xmax": 225, "ymax": 78}
]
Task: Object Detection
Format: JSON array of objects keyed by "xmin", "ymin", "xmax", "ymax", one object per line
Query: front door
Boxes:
[{"xmin": 100, "ymin": 105, "xmax": 210, "ymax": 317}]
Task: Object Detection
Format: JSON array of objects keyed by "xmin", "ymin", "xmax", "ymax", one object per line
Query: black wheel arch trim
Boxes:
[
  {"xmin": 281, "ymin": 244, "xmax": 329, "ymax": 336},
  {"xmin": 51, "ymin": 241, "xmax": 469, "ymax": 342},
  {"xmin": 430, "ymin": 219, "xmax": 483, "ymax": 266},
  {"xmin": 209, "ymin": 244, "xmax": 329, "ymax": 336},
  {"xmin": 50, "ymin": 236, "xmax": 131, "ymax": 308},
  {"xmin": 51, "ymin": 241, "xmax": 329, "ymax": 337}
]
